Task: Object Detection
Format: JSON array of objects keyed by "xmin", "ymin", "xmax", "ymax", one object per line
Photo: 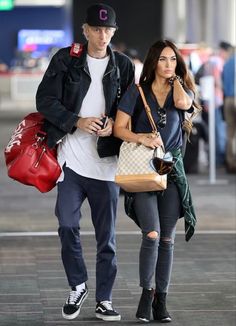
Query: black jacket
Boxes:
[{"xmin": 36, "ymin": 43, "xmax": 134, "ymax": 148}]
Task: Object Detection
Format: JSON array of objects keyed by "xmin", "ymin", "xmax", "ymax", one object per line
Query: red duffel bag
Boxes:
[{"xmin": 4, "ymin": 112, "xmax": 61, "ymax": 193}]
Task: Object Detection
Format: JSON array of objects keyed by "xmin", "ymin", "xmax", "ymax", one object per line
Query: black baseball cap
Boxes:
[{"xmin": 85, "ymin": 3, "xmax": 118, "ymax": 29}]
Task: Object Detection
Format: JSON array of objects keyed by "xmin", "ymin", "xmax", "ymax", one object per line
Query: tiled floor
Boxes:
[
  {"xmin": 0, "ymin": 117, "xmax": 236, "ymax": 325},
  {"xmin": 0, "ymin": 233, "xmax": 235, "ymax": 326}
]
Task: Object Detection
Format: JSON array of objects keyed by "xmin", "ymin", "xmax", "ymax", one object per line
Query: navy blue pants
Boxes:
[{"xmin": 55, "ymin": 166, "xmax": 119, "ymax": 302}]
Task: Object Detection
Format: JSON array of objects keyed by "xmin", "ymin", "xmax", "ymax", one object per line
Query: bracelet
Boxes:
[{"xmin": 169, "ymin": 75, "xmax": 183, "ymax": 86}]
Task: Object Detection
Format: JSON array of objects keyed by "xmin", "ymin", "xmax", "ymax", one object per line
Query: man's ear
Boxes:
[{"xmin": 82, "ymin": 23, "xmax": 89, "ymax": 41}]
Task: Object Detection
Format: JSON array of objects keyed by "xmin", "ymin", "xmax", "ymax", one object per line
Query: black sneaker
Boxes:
[
  {"xmin": 62, "ymin": 284, "xmax": 88, "ymax": 320},
  {"xmin": 95, "ymin": 301, "xmax": 121, "ymax": 321}
]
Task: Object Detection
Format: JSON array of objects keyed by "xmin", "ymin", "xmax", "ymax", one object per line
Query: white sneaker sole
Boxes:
[{"xmin": 95, "ymin": 313, "xmax": 121, "ymax": 321}]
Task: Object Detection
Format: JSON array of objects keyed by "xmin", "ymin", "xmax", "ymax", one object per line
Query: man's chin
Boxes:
[
  {"xmin": 97, "ymin": 43, "xmax": 108, "ymax": 50},
  {"xmin": 98, "ymin": 48, "xmax": 106, "ymax": 52}
]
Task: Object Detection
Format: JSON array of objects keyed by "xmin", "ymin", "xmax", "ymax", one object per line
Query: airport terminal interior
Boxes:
[{"xmin": 0, "ymin": 1, "xmax": 235, "ymax": 325}]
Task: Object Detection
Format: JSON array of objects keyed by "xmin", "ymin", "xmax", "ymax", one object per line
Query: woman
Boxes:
[{"xmin": 114, "ymin": 39, "xmax": 199, "ymax": 323}]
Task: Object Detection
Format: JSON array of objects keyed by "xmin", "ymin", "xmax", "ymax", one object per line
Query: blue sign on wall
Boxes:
[{"xmin": 18, "ymin": 29, "xmax": 66, "ymax": 58}]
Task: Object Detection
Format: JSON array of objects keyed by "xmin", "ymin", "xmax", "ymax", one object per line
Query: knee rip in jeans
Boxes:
[
  {"xmin": 160, "ymin": 237, "xmax": 174, "ymax": 248},
  {"xmin": 146, "ymin": 231, "xmax": 159, "ymax": 240}
]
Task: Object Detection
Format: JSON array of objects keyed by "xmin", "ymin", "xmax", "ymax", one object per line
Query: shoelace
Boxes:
[
  {"xmin": 100, "ymin": 301, "xmax": 113, "ymax": 311},
  {"xmin": 68, "ymin": 288, "xmax": 83, "ymax": 305}
]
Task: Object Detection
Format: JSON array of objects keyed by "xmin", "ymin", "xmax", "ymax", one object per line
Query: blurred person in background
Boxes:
[
  {"xmin": 36, "ymin": 3, "xmax": 134, "ymax": 322},
  {"xmin": 222, "ymin": 48, "xmax": 236, "ymax": 173},
  {"xmin": 188, "ymin": 43, "xmax": 212, "ymax": 75},
  {"xmin": 114, "ymin": 39, "xmax": 199, "ymax": 323},
  {"xmin": 195, "ymin": 41, "xmax": 233, "ymax": 167}
]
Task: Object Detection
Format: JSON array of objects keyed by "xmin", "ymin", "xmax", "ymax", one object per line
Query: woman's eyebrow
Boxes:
[{"xmin": 159, "ymin": 55, "xmax": 176, "ymax": 59}]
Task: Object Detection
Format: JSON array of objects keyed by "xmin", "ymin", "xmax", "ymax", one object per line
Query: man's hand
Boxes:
[
  {"xmin": 97, "ymin": 118, "xmax": 113, "ymax": 137},
  {"xmin": 76, "ymin": 117, "xmax": 113, "ymax": 136}
]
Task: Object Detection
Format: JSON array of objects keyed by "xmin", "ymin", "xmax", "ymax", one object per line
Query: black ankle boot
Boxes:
[
  {"xmin": 152, "ymin": 292, "xmax": 171, "ymax": 323},
  {"xmin": 136, "ymin": 288, "xmax": 154, "ymax": 322}
]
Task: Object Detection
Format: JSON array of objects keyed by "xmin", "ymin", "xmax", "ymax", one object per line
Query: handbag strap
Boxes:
[{"xmin": 136, "ymin": 84, "xmax": 159, "ymax": 134}]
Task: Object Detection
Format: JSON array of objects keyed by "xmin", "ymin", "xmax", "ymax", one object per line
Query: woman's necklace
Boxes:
[{"xmin": 152, "ymin": 84, "xmax": 171, "ymax": 108}]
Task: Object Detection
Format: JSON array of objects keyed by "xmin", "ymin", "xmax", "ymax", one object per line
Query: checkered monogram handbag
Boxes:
[
  {"xmin": 115, "ymin": 141, "xmax": 167, "ymax": 192},
  {"xmin": 115, "ymin": 85, "xmax": 167, "ymax": 192}
]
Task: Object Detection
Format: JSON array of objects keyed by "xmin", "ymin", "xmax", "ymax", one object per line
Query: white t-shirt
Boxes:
[{"xmin": 57, "ymin": 54, "xmax": 117, "ymax": 182}]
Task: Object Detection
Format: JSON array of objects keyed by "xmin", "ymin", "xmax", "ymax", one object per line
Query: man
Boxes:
[
  {"xmin": 195, "ymin": 41, "xmax": 233, "ymax": 167},
  {"xmin": 36, "ymin": 3, "xmax": 134, "ymax": 322}
]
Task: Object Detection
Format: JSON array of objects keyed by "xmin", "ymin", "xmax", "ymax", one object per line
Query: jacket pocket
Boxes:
[{"xmin": 63, "ymin": 80, "xmax": 80, "ymax": 109}]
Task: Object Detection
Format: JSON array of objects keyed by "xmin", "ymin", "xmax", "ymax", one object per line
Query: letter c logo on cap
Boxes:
[{"xmin": 99, "ymin": 9, "xmax": 108, "ymax": 21}]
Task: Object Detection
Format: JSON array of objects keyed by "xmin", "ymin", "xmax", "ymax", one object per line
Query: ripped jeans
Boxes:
[{"xmin": 133, "ymin": 182, "xmax": 181, "ymax": 293}]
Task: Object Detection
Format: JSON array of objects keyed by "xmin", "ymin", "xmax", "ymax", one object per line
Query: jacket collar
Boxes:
[{"xmin": 73, "ymin": 43, "xmax": 117, "ymax": 75}]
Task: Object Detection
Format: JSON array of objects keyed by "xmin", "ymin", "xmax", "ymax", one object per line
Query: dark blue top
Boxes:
[
  {"xmin": 222, "ymin": 55, "xmax": 235, "ymax": 97},
  {"xmin": 118, "ymin": 84, "xmax": 194, "ymax": 152}
]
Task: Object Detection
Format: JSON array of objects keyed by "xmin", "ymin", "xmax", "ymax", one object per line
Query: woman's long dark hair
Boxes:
[
  {"xmin": 140, "ymin": 39, "xmax": 195, "ymax": 91},
  {"xmin": 139, "ymin": 39, "xmax": 201, "ymax": 136}
]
